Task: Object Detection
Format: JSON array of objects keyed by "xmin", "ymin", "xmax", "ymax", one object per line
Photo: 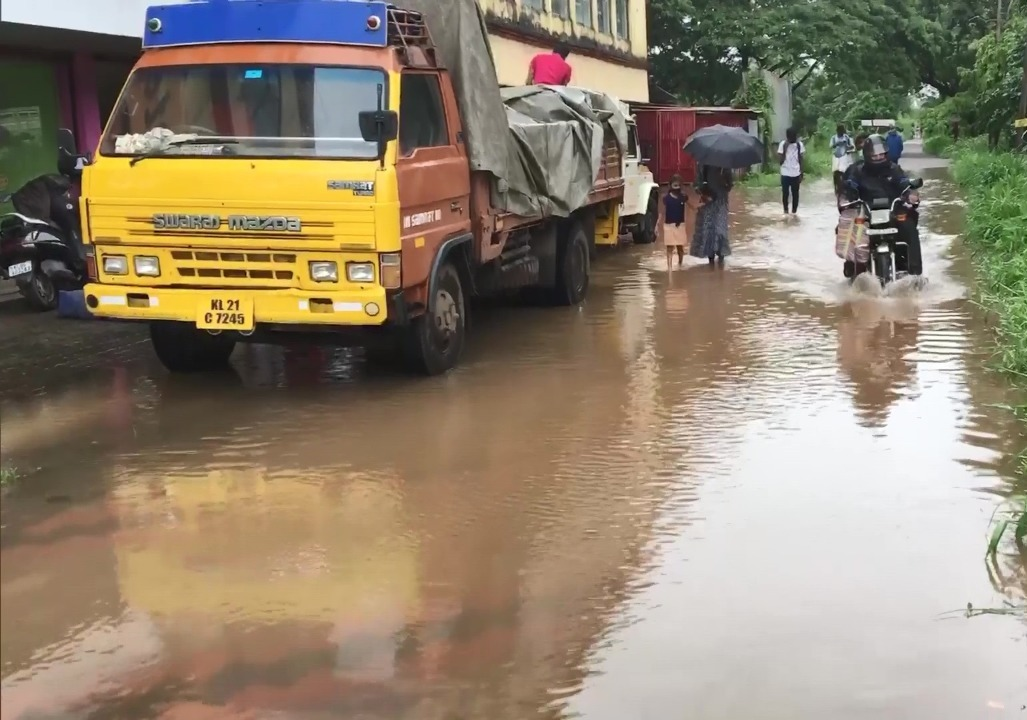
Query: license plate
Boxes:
[
  {"xmin": 867, "ymin": 228, "xmax": 897, "ymax": 236},
  {"xmin": 7, "ymin": 260, "xmax": 32, "ymax": 278},
  {"xmin": 196, "ymin": 295, "xmax": 254, "ymax": 331}
]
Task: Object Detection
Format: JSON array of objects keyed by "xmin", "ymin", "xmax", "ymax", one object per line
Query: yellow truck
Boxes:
[{"xmin": 73, "ymin": 0, "xmax": 627, "ymax": 375}]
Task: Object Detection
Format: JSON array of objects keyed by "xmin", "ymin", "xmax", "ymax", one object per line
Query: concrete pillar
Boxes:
[{"xmin": 70, "ymin": 52, "xmax": 102, "ymax": 154}]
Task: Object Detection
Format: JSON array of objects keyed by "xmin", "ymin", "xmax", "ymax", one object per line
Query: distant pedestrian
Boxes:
[
  {"xmin": 885, "ymin": 125, "xmax": 904, "ymax": 163},
  {"xmin": 830, "ymin": 123, "xmax": 854, "ymax": 196},
  {"xmin": 691, "ymin": 165, "xmax": 733, "ymax": 266},
  {"xmin": 778, "ymin": 127, "xmax": 805, "ymax": 216},
  {"xmin": 526, "ymin": 42, "xmax": 572, "ymax": 86},
  {"xmin": 658, "ymin": 174, "xmax": 695, "ymax": 271}
]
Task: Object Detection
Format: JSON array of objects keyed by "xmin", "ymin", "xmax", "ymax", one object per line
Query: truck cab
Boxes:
[{"xmin": 617, "ymin": 111, "xmax": 659, "ymax": 245}]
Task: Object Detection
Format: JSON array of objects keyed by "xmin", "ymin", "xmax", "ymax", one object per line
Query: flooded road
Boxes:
[{"xmin": 2, "ymin": 153, "xmax": 1025, "ymax": 719}]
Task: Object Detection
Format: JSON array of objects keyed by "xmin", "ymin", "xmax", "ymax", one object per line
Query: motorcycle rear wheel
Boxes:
[{"xmin": 17, "ymin": 273, "xmax": 58, "ymax": 311}]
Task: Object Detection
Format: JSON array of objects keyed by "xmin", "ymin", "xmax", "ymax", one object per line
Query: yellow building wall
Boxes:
[{"xmin": 480, "ymin": 0, "xmax": 650, "ymax": 103}]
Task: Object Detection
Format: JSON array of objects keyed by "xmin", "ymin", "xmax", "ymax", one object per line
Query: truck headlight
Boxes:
[
  {"xmin": 346, "ymin": 262, "xmax": 375, "ymax": 283},
  {"xmin": 134, "ymin": 255, "xmax": 160, "ymax": 277},
  {"xmin": 103, "ymin": 255, "xmax": 128, "ymax": 275},
  {"xmin": 309, "ymin": 261, "xmax": 338, "ymax": 282}
]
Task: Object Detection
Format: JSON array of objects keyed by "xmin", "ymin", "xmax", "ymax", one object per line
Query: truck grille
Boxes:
[{"xmin": 171, "ymin": 250, "xmax": 297, "ymax": 286}]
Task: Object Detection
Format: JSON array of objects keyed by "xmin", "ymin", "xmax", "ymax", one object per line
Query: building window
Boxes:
[
  {"xmin": 615, "ymin": 0, "xmax": 629, "ymax": 38},
  {"xmin": 552, "ymin": 0, "xmax": 570, "ymax": 18},
  {"xmin": 521, "ymin": 0, "xmax": 544, "ymax": 11},
  {"xmin": 399, "ymin": 73, "xmax": 448, "ymax": 155},
  {"xmin": 597, "ymin": 0, "xmax": 611, "ymax": 34},
  {"xmin": 575, "ymin": 0, "xmax": 592, "ymax": 28}
]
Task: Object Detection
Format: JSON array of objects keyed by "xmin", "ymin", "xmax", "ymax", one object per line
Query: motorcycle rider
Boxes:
[{"xmin": 839, "ymin": 134, "xmax": 922, "ymax": 279}]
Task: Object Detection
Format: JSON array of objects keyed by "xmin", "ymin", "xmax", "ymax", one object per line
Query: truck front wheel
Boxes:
[
  {"xmin": 633, "ymin": 192, "xmax": 658, "ymax": 244},
  {"xmin": 404, "ymin": 261, "xmax": 466, "ymax": 375},
  {"xmin": 150, "ymin": 321, "xmax": 236, "ymax": 373}
]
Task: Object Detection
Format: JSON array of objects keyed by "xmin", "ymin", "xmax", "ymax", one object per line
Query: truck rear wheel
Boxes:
[
  {"xmin": 404, "ymin": 261, "xmax": 465, "ymax": 375},
  {"xmin": 150, "ymin": 321, "xmax": 236, "ymax": 373},
  {"xmin": 551, "ymin": 222, "xmax": 590, "ymax": 306}
]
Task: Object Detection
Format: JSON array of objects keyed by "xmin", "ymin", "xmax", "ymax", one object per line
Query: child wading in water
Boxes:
[{"xmin": 659, "ymin": 175, "xmax": 696, "ymax": 271}]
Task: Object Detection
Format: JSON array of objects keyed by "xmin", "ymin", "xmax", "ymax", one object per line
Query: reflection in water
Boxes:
[
  {"xmin": 837, "ymin": 299, "xmax": 921, "ymax": 428},
  {"xmin": 1, "ymin": 164, "xmax": 1026, "ymax": 719}
]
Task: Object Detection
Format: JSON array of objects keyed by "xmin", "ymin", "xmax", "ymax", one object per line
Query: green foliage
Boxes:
[
  {"xmin": 951, "ymin": 146, "xmax": 1027, "ymax": 379},
  {"xmin": 918, "ymin": 13, "xmax": 1026, "ymax": 148},
  {"xmin": 987, "ymin": 495, "xmax": 1026, "ymax": 556},
  {"xmin": 0, "ymin": 464, "xmax": 18, "ymax": 487},
  {"xmin": 923, "ymin": 135, "xmax": 953, "ymax": 156},
  {"xmin": 963, "ymin": 16, "xmax": 1027, "ymax": 140}
]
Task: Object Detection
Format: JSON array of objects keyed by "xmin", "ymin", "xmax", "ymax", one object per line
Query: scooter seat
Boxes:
[{"xmin": 1, "ymin": 212, "xmax": 52, "ymax": 228}]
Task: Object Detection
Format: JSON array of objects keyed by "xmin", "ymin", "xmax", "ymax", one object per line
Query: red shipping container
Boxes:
[{"xmin": 633, "ymin": 106, "xmax": 759, "ymax": 185}]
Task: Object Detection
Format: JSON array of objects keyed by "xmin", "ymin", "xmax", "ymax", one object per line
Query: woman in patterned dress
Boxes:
[{"xmin": 690, "ymin": 165, "xmax": 734, "ymax": 266}]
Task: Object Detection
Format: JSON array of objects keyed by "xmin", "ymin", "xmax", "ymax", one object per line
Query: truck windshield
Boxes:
[{"xmin": 100, "ymin": 64, "xmax": 387, "ymax": 160}]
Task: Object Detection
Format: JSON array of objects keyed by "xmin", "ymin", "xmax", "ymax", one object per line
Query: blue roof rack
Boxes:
[{"xmin": 142, "ymin": 0, "xmax": 392, "ymax": 49}]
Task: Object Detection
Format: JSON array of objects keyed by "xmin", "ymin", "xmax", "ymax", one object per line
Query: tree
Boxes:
[{"xmin": 964, "ymin": 14, "xmax": 1027, "ymax": 144}]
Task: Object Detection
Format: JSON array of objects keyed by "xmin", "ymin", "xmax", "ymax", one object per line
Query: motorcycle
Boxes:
[
  {"xmin": 0, "ymin": 128, "xmax": 90, "ymax": 311},
  {"xmin": 839, "ymin": 177, "xmax": 923, "ymax": 287}
]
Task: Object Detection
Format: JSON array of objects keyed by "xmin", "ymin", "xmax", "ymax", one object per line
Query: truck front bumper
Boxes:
[{"xmin": 83, "ymin": 284, "xmax": 390, "ymax": 327}]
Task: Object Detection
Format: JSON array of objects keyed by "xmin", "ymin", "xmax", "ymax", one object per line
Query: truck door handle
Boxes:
[{"xmin": 450, "ymin": 201, "xmax": 462, "ymax": 212}]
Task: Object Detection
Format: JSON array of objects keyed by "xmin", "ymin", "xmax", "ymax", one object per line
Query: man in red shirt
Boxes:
[{"xmin": 526, "ymin": 43, "xmax": 573, "ymax": 86}]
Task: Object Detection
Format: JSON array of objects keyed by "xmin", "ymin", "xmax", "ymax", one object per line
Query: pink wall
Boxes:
[
  {"xmin": 70, "ymin": 52, "xmax": 102, "ymax": 154},
  {"xmin": 54, "ymin": 63, "xmax": 76, "ymax": 132}
]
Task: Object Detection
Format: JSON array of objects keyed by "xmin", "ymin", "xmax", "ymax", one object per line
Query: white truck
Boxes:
[{"xmin": 617, "ymin": 101, "xmax": 660, "ymax": 245}]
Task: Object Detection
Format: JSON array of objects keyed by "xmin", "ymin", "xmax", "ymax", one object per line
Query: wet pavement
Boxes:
[{"xmin": 2, "ymin": 151, "xmax": 1026, "ymax": 719}]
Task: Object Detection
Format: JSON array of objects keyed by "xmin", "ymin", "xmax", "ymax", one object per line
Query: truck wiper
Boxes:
[{"xmin": 128, "ymin": 137, "xmax": 240, "ymax": 166}]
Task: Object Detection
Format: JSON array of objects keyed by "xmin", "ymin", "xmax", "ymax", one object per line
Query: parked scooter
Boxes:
[{"xmin": 0, "ymin": 129, "xmax": 90, "ymax": 311}]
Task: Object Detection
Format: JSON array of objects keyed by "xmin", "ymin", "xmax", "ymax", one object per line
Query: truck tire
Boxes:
[
  {"xmin": 150, "ymin": 321, "xmax": 236, "ymax": 373},
  {"xmin": 632, "ymin": 192, "xmax": 658, "ymax": 244},
  {"xmin": 404, "ymin": 261, "xmax": 465, "ymax": 375},
  {"xmin": 551, "ymin": 221, "xmax": 590, "ymax": 306}
]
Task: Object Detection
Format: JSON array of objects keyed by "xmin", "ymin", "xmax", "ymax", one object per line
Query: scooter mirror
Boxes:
[{"xmin": 57, "ymin": 127, "xmax": 78, "ymax": 156}]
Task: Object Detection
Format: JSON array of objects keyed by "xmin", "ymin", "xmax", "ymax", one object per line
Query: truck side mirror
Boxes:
[
  {"xmin": 57, "ymin": 127, "xmax": 78, "ymax": 155},
  {"xmin": 358, "ymin": 110, "xmax": 399, "ymax": 144}
]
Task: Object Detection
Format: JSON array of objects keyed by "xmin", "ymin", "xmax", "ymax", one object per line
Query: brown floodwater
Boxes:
[{"xmin": 2, "ymin": 153, "xmax": 1025, "ymax": 719}]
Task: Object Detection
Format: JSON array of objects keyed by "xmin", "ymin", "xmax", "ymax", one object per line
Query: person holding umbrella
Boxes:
[
  {"xmin": 681, "ymin": 125, "xmax": 762, "ymax": 266},
  {"xmin": 691, "ymin": 165, "xmax": 734, "ymax": 266}
]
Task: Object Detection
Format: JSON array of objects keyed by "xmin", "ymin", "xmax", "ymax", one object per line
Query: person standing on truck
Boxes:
[{"xmin": 526, "ymin": 42, "xmax": 573, "ymax": 86}]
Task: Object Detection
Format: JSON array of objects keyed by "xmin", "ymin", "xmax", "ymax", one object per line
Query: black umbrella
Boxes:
[{"xmin": 682, "ymin": 124, "xmax": 764, "ymax": 169}]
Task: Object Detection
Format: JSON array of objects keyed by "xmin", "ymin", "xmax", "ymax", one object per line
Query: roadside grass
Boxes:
[
  {"xmin": 923, "ymin": 135, "xmax": 953, "ymax": 157},
  {"xmin": 950, "ymin": 143, "xmax": 1027, "ymax": 563},
  {"xmin": 1, "ymin": 463, "xmax": 18, "ymax": 487}
]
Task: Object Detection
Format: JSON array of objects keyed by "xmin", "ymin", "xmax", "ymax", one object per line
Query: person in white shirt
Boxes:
[
  {"xmin": 777, "ymin": 127, "xmax": 805, "ymax": 216},
  {"xmin": 830, "ymin": 123, "xmax": 855, "ymax": 196}
]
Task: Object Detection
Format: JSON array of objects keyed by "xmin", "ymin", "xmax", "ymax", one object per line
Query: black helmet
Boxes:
[{"xmin": 862, "ymin": 134, "xmax": 888, "ymax": 167}]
